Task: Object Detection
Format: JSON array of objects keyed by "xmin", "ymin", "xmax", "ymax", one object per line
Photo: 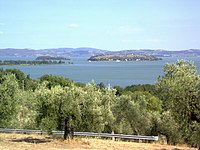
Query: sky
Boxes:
[{"xmin": 0, "ymin": 0, "xmax": 200, "ymax": 50}]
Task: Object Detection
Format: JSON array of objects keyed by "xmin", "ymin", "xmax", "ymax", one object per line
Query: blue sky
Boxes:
[{"xmin": 0, "ymin": 0, "xmax": 200, "ymax": 50}]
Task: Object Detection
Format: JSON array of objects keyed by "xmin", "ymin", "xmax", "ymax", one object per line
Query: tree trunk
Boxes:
[
  {"xmin": 64, "ymin": 118, "xmax": 75, "ymax": 140},
  {"xmin": 64, "ymin": 118, "xmax": 69, "ymax": 140},
  {"xmin": 166, "ymin": 135, "xmax": 169, "ymax": 144}
]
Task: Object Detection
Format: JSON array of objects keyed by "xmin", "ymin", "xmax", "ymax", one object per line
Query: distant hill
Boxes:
[
  {"xmin": 0, "ymin": 47, "xmax": 200, "ymax": 58},
  {"xmin": 0, "ymin": 47, "xmax": 108, "ymax": 57},
  {"xmin": 88, "ymin": 54, "xmax": 161, "ymax": 61}
]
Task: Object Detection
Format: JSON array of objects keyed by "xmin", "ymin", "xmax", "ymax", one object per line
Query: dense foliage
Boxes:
[
  {"xmin": 0, "ymin": 60, "xmax": 199, "ymax": 148},
  {"xmin": 0, "ymin": 60, "xmax": 66, "ymax": 65},
  {"xmin": 35, "ymin": 56, "xmax": 69, "ymax": 60}
]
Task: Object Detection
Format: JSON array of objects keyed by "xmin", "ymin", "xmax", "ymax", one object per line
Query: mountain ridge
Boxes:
[{"xmin": 0, "ymin": 47, "xmax": 200, "ymax": 57}]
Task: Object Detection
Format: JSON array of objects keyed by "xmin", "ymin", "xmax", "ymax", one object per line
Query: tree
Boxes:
[
  {"xmin": 130, "ymin": 91, "xmax": 162, "ymax": 113},
  {"xmin": 156, "ymin": 60, "xmax": 200, "ymax": 145},
  {"xmin": 36, "ymin": 83, "xmax": 116, "ymax": 139},
  {"xmin": 96, "ymin": 82, "xmax": 105, "ymax": 90},
  {"xmin": 5, "ymin": 68, "xmax": 37, "ymax": 91},
  {"xmin": 76, "ymin": 84, "xmax": 106, "ymax": 133},
  {"xmin": 40, "ymin": 74, "xmax": 72, "ymax": 88},
  {"xmin": 17, "ymin": 90, "xmax": 37, "ymax": 129},
  {"xmin": 99, "ymin": 86, "xmax": 116, "ymax": 133},
  {"xmin": 157, "ymin": 111, "xmax": 181, "ymax": 144},
  {"xmin": 113, "ymin": 94, "xmax": 150, "ymax": 135},
  {"xmin": 113, "ymin": 85, "xmax": 124, "ymax": 96},
  {"xmin": 35, "ymin": 83, "xmax": 82, "ymax": 139},
  {"xmin": 124, "ymin": 84, "xmax": 156, "ymax": 95},
  {"xmin": 188, "ymin": 121, "xmax": 200, "ymax": 149},
  {"xmin": 113, "ymin": 90, "xmax": 162, "ymax": 136},
  {"xmin": 156, "ymin": 60, "xmax": 200, "ymax": 122},
  {"xmin": 0, "ymin": 74, "xmax": 19, "ymax": 127}
]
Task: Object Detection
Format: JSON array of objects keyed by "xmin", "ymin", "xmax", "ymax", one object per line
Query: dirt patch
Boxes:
[{"xmin": 11, "ymin": 137, "xmax": 51, "ymax": 144}]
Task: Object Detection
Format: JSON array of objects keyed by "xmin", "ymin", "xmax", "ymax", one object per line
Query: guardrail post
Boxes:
[{"xmin": 112, "ymin": 130, "xmax": 115, "ymax": 141}]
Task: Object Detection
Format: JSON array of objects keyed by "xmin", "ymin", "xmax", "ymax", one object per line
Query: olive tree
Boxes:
[
  {"xmin": 0, "ymin": 74, "xmax": 19, "ymax": 127},
  {"xmin": 35, "ymin": 83, "xmax": 82, "ymax": 139},
  {"xmin": 156, "ymin": 60, "xmax": 200, "ymax": 145}
]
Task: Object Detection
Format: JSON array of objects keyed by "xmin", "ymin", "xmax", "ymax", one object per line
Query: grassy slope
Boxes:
[{"xmin": 0, "ymin": 133, "xmax": 197, "ymax": 150}]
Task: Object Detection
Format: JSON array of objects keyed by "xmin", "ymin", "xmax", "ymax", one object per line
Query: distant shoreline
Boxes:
[{"xmin": 0, "ymin": 60, "xmax": 73, "ymax": 66}]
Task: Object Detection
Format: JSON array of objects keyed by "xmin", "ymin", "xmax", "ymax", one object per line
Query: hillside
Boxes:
[
  {"xmin": 88, "ymin": 54, "xmax": 161, "ymax": 61},
  {"xmin": 0, "ymin": 47, "xmax": 200, "ymax": 57},
  {"xmin": 0, "ymin": 47, "xmax": 107, "ymax": 57}
]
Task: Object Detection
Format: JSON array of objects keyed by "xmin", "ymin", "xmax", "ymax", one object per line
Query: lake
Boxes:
[{"xmin": 1, "ymin": 56, "xmax": 200, "ymax": 87}]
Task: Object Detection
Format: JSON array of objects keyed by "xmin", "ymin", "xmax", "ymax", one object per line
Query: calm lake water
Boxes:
[{"xmin": 1, "ymin": 56, "xmax": 200, "ymax": 87}]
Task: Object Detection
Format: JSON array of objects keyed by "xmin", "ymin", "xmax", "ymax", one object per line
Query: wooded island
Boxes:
[
  {"xmin": 0, "ymin": 56, "xmax": 73, "ymax": 65},
  {"xmin": 88, "ymin": 54, "xmax": 161, "ymax": 61},
  {"xmin": 0, "ymin": 60, "xmax": 67, "ymax": 66},
  {"xmin": 35, "ymin": 56, "xmax": 70, "ymax": 60}
]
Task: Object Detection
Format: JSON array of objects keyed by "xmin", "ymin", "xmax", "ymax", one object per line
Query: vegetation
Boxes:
[
  {"xmin": 0, "ymin": 60, "xmax": 67, "ymax": 65},
  {"xmin": 35, "ymin": 56, "xmax": 70, "ymax": 60},
  {"xmin": 88, "ymin": 54, "xmax": 161, "ymax": 61},
  {"xmin": 0, "ymin": 60, "xmax": 199, "ymax": 148},
  {"xmin": 156, "ymin": 60, "xmax": 200, "ymax": 146}
]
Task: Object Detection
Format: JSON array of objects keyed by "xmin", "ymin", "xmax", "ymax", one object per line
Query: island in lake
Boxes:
[
  {"xmin": 88, "ymin": 54, "xmax": 161, "ymax": 61},
  {"xmin": 0, "ymin": 56, "xmax": 74, "ymax": 66},
  {"xmin": 36, "ymin": 56, "xmax": 70, "ymax": 60},
  {"xmin": 0, "ymin": 60, "xmax": 68, "ymax": 66}
]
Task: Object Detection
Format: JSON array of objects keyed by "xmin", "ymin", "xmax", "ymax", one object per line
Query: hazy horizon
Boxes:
[
  {"xmin": 0, "ymin": 47, "xmax": 200, "ymax": 52},
  {"xmin": 1, "ymin": 0, "xmax": 200, "ymax": 50}
]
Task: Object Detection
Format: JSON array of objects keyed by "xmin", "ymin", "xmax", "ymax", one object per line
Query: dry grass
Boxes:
[{"xmin": 0, "ymin": 133, "xmax": 197, "ymax": 150}]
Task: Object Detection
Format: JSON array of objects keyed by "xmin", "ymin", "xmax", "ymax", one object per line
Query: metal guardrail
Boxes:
[{"xmin": 0, "ymin": 128, "xmax": 158, "ymax": 141}]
